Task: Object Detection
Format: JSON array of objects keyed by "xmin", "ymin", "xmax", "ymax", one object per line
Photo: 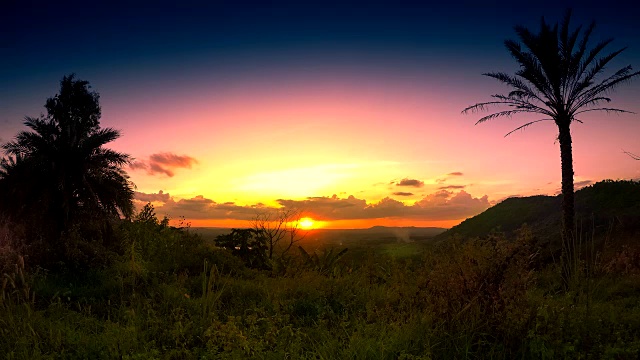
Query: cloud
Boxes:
[
  {"xmin": 437, "ymin": 171, "xmax": 464, "ymax": 184},
  {"xmin": 134, "ymin": 190, "xmax": 171, "ymax": 203},
  {"xmin": 554, "ymin": 179, "xmax": 594, "ymax": 193},
  {"xmin": 134, "ymin": 191, "xmax": 270, "ymax": 220},
  {"xmin": 129, "ymin": 161, "xmax": 148, "ymax": 171},
  {"xmin": 574, "ymin": 180, "xmax": 593, "ymax": 188},
  {"xmin": 129, "ymin": 152, "xmax": 198, "ymax": 177},
  {"xmin": 396, "ymin": 178, "xmax": 424, "ymax": 188},
  {"xmin": 438, "ymin": 185, "xmax": 465, "ymax": 190},
  {"xmin": 150, "ymin": 153, "xmax": 197, "ymax": 168},
  {"xmin": 277, "ymin": 190, "xmax": 490, "ymax": 221},
  {"xmin": 134, "ymin": 189, "xmax": 491, "ymax": 223},
  {"xmin": 392, "ymin": 192, "xmax": 414, "ymax": 196}
]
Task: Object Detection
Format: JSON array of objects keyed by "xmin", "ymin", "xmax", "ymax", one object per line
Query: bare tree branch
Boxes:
[
  {"xmin": 623, "ymin": 150, "xmax": 640, "ymax": 160},
  {"xmin": 252, "ymin": 208, "xmax": 306, "ymax": 260}
]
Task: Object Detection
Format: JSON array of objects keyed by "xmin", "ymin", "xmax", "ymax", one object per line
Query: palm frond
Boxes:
[
  {"xmin": 572, "ymin": 68, "xmax": 640, "ymax": 111},
  {"xmin": 484, "ymin": 72, "xmax": 547, "ymax": 105},
  {"xmin": 623, "ymin": 150, "xmax": 640, "ymax": 160},
  {"xmin": 505, "ymin": 119, "xmax": 553, "ymax": 137},
  {"xmin": 80, "ymin": 128, "xmax": 122, "ymax": 154},
  {"xmin": 575, "ymin": 39, "xmax": 616, "ymax": 80},
  {"xmin": 569, "ymin": 47, "xmax": 626, "ymax": 102},
  {"xmin": 505, "ymin": 41, "xmax": 555, "ymax": 99},
  {"xmin": 573, "ymin": 107, "xmax": 635, "ymax": 115},
  {"xmin": 570, "ymin": 96, "xmax": 612, "ymax": 110},
  {"xmin": 475, "ymin": 109, "xmax": 544, "ymax": 125}
]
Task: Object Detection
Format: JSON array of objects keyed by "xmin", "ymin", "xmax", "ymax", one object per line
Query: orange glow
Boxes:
[
  {"xmin": 175, "ymin": 219, "xmax": 253, "ymax": 229},
  {"xmin": 299, "ymin": 217, "xmax": 315, "ymax": 229},
  {"xmin": 322, "ymin": 218, "xmax": 462, "ymax": 229},
  {"xmin": 175, "ymin": 217, "xmax": 461, "ymax": 230},
  {"xmin": 116, "ymin": 71, "xmax": 640, "ymax": 230}
]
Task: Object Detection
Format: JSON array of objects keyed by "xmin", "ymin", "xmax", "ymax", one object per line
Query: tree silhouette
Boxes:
[
  {"xmin": 215, "ymin": 228, "xmax": 269, "ymax": 269},
  {"xmin": 463, "ymin": 10, "xmax": 640, "ymax": 285},
  {"xmin": 252, "ymin": 209, "xmax": 306, "ymax": 260},
  {"xmin": 0, "ymin": 75, "xmax": 134, "ymax": 251}
]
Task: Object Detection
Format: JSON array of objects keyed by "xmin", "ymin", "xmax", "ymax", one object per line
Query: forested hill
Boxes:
[{"xmin": 436, "ymin": 180, "xmax": 640, "ymax": 241}]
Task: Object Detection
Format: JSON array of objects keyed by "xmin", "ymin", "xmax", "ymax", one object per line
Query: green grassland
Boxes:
[{"xmin": 2, "ymin": 181, "xmax": 640, "ymax": 359}]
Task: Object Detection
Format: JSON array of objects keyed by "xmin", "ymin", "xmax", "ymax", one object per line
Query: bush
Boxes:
[{"xmin": 421, "ymin": 226, "xmax": 539, "ymax": 355}]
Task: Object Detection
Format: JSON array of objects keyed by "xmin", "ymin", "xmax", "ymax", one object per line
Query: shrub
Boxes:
[{"xmin": 422, "ymin": 226, "xmax": 539, "ymax": 355}]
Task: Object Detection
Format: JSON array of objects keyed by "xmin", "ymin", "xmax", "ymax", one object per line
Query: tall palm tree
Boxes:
[
  {"xmin": 0, "ymin": 75, "xmax": 134, "ymax": 242},
  {"xmin": 463, "ymin": 10, "xmax": 639, "ymax": 282}
]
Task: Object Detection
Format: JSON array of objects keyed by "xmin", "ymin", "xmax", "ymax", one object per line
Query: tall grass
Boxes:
[{"xmin": 1, "ymin": 219, "xmax": 639, "ymax": 358}]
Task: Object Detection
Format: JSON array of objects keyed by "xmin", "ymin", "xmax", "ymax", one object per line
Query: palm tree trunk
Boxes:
[
  {"xmin": 558, "ymin": 123, "xmax": 575, "ymax": 286},
  {"xmin": 558, "ymin": 124, "xmax": 575, "ymax": 239}
]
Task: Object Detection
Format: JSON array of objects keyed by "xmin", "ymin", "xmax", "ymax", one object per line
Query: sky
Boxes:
[{"xmin": 1, "ymin": 0, "xmax": 639, "ymax": 228}]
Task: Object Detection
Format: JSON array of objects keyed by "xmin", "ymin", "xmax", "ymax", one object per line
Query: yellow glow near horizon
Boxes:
[{"xmin": 299, "ymin": 217, "xmax": 315, "ymax": 229}]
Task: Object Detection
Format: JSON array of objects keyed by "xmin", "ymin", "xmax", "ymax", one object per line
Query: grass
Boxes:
[
  {"xmin": 1, "ymin": 217, "xmax": 640, "ymax": 359},
  {"xmin": 380, "ymin": 242, "xmax": 424, "ymax": 258}
]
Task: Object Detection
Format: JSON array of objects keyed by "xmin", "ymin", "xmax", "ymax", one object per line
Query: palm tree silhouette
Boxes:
[
  {"xmin": 0, "ymin": 75, "xmax": 134, "ymax": 241},
  {"xmin": 463, "ymin": 10, "xmax": 639, "ymax": 284}
]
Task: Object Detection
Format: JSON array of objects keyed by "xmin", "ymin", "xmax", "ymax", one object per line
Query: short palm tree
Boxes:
[
  {"xmin": 0, "ymin": 75, "xmax": 134, "ymax": 241},
  {"xmin": 463, "ymin": 10, "xmax": 639, "ymax": 283}
]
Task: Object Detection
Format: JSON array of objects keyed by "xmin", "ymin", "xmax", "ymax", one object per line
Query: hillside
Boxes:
[{"xmin": 436, "ymin": 180, "xmax": 640, "ymax": 241}]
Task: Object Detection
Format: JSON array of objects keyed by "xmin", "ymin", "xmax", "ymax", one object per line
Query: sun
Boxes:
[{"xmin": 299, "ymin": 217, "xmax": 315, "ymax": 230}]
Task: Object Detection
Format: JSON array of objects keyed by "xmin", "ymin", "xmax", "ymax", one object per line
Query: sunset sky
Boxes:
[{"xmin": 2, "ymin": 1, "xmax": 639, "ymax": 228}]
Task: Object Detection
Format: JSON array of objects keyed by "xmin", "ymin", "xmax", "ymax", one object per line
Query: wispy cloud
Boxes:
[
  {"xmin": 438, "ymin": 185, "xmax": 465, "ymax": 190},
  {"xmin": 575, "ymin": 180, "xmax": 593, "ymax": 188},
  {"xmin": 130, "ymin": 152, "xmax": 198, "ymax": 177},
  {"xmin": 396, "ymin": 178, "xmax": 424, "ymax": 188},
  {"xmin": 134, "ymin": 190, "xmax": 171, "ymax": 203},
  {"xmin": 437, "ymin": 171, "xmax": 464, "ymax": 184},
  {"xmin": 553, "ymin": 179, "xmax": 594, "ymax": 194},
  {"xmin": 392, "ymin": 192, "xmax": 414, "ymax": 196}
]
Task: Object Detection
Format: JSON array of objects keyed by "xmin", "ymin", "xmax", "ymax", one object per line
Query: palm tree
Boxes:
[
  {"xmin": 0, "ymin": 75, "xmax": 134, "ymax": 243},
  {"xmin": 463, "ymin": 10, "xmax": 639, "ymax": 284}
]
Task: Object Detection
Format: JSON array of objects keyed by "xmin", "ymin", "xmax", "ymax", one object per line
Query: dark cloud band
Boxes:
[
  {"xmin": 135, "ymin": 189, "xmax": 490, "ymax": 222},
  {"xmin": 396, "ymin": 178, "xmax": 424, "ymax": 187}
]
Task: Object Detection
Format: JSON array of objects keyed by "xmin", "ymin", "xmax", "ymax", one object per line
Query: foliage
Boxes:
[
  {"xmin": 215, "ymin": 229, "xmax": 270, "ymax": 269},
  {"xmin": 1, "ymin": 220, "xmax": 640, "ymax": 358},
  {"xmin": 0, "ymin": 75, "xmax": 134, "ymax": 265},
  {"xmin": 1, "ymin": 256, "xmax": 34, "ymax": 308},
  {"xmin": 440, "ymin": 180, "xmax": 640, "ymax": 246},
  {"xmin": 298, "ymin": 246, "xmax": 348, "ymax": 276},
  {"xmin": 115, "ymin": 203, "xmax": 232, "ymax": 276}
]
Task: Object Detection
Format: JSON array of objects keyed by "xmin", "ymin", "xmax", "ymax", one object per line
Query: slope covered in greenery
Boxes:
[{"xmin": 437, "ymin": 180, "xmax": 640, "ymax": 241}]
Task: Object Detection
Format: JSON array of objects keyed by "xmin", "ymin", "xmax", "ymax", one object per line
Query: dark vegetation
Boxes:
[
  {"xmin": 0, "ymin": 75, "xmax": 133, "ymax": 269},
  {"xmin": 2, "ymin": 180, "xmax": 640, "ymax": 358},
  {"xmin": 439, "ymin": 180, "xmax": 640, "ymax": 242},
  {"xmin": 2, "ymin": 9, "xmax": 640, "ymax": 358},
  {"xmin": 464, "ymin": 9, "xmax": 640, "ymax": 287}
]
